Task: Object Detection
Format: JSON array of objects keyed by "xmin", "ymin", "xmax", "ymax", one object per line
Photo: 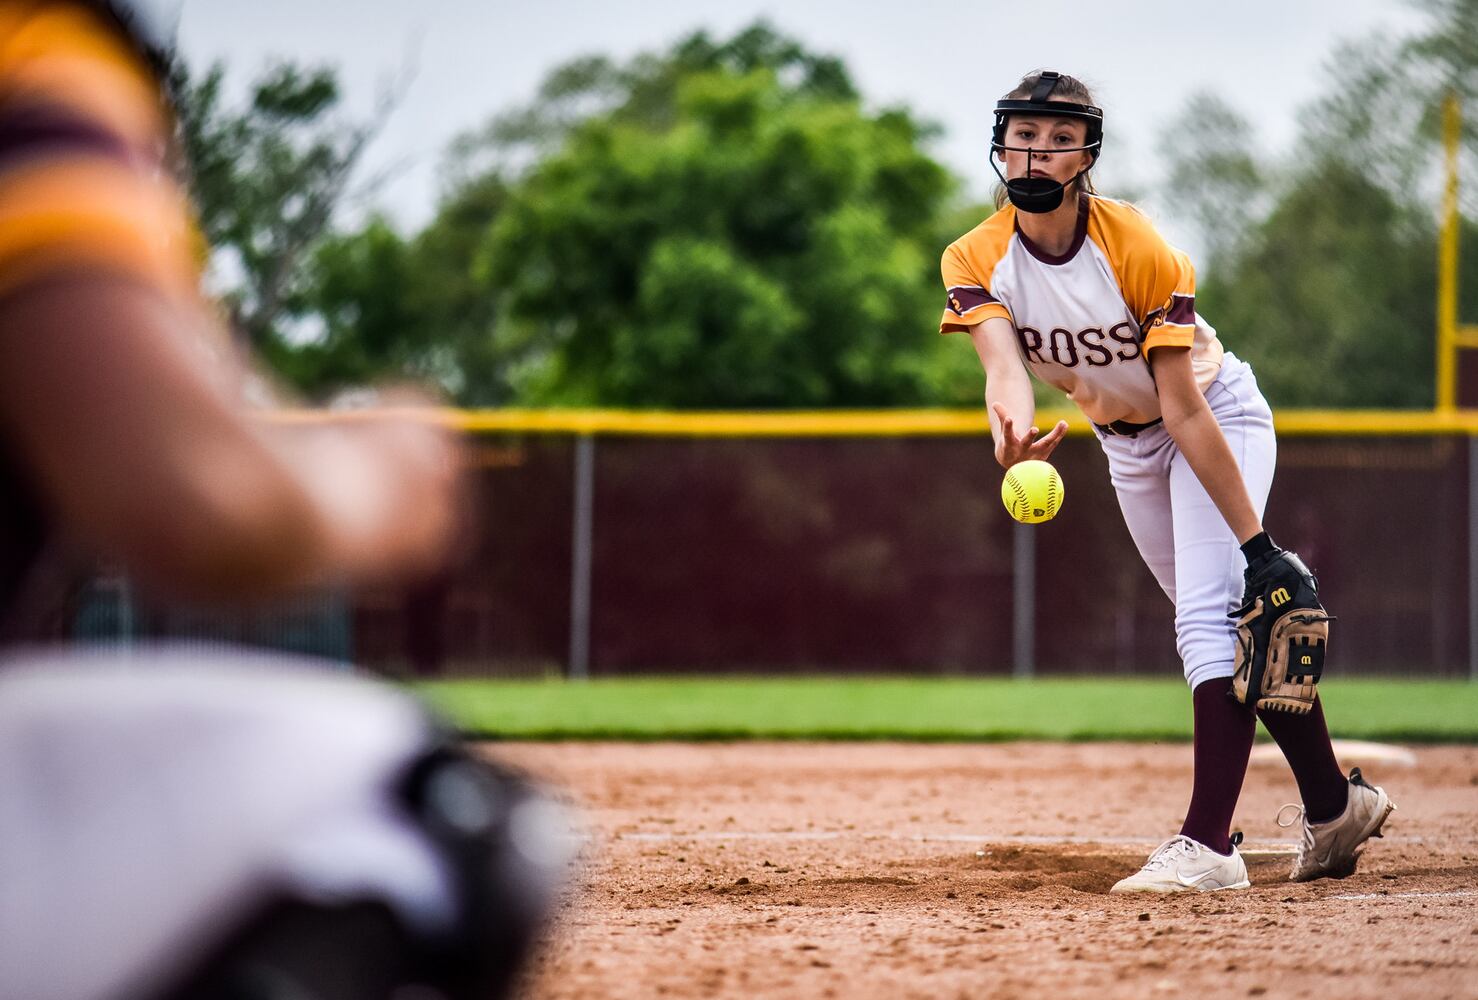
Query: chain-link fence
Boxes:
[{"xmin": 74, "ymin": 414, "xmax": 1478, "ymax": 680}]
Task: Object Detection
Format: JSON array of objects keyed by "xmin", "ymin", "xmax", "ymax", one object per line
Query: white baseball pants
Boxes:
[{"xmin": 1095, "ymin": 353, "xmax": 1277, "ymax": 689}]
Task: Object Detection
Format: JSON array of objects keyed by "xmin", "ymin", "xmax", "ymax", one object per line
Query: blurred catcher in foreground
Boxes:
[{"xmin": 0, "ymin": 3, "xmax": 571, "ymax": 998}]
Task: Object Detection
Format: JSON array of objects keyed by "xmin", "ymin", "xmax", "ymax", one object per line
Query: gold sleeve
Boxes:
[
  {"xmin": 0, "ymin": 3, "xmax": 195, "ymax": 301},
  {"xmin": 0, "ymin": 157, "xmax": 197, "ymax": 301}
]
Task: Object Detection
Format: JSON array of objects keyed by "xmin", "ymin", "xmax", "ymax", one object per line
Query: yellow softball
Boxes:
[{"xmin": 1001, "ymin": 460, "xmax": 1064, "ymax": 524}]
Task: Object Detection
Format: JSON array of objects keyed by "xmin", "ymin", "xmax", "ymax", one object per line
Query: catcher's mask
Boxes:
[{"xmin": 990, "ymin": 71, "xmax": 1103, "ymax": 214}]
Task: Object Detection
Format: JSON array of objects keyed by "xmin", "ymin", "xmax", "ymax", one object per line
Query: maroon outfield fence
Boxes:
[{"xmin": 77, "ymin": 411, "xmax": 1478, "ymax": 681}]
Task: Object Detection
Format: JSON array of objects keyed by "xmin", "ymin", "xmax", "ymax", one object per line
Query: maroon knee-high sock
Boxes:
[
  {"xmin": 1178, "ymin": 676, "xmax": 1257, "ymax": 854},
  {"xmin": 1256, "ymin": 696, "xmax": 1349, "ymax": 822}
]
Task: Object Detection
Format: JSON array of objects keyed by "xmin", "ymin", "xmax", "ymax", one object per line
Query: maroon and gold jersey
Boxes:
[
  {"xmin": 940, "ymin": 193, "xmax": 1224, "ymax": 426},
  {"xmin": 0, "ymin": 1, "xmax": 195, "ymax": 301},
  {"xmin": 0, "ymin": 0, "xmax": 195, "ymax": 634}
]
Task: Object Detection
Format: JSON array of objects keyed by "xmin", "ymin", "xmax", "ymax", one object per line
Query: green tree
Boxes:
[
  {"xmin": 1199, "ymin": 163, "xmax": 1439, "ymax": 407},
  {"xmin": 472, "ymin": 24, "xmax": 975, "ymax": 407},
  {"xmin": 173, "ymin": 59, "xmax": 396, "ymax": 386},
  {"xmin": 447, "ymin": 22, "xmax": 857, "ymax": 183},
  {"xmin": 1165, "ymin": 0, "xmax": 1478, "ymax": 407},
  {"xmin": 293, "ymin": 217, "xmax": 419, "ymax": 389},
  {"xmin": 1161, "ymin": 93, "xmax": 1266, "ymax": 273},
  {"xmin": 303, "ymin": 173, "xmax": 529, "ymax": 403}
]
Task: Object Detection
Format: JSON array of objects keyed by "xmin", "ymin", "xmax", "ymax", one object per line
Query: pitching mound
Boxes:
[{"xmin": 491, "ymin": 742, "xmax": 1478, "ymax": 1000}]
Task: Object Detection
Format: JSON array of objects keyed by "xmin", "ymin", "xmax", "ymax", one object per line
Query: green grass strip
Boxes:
[{"xmin": 411, "ymin": 676, "xmax": 1478, "ymax": 743}]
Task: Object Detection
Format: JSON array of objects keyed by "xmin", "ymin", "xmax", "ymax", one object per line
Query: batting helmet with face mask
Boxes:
[{"xmin": 990, "ymin": 70, "xmax": 1104, "ymax": 214}]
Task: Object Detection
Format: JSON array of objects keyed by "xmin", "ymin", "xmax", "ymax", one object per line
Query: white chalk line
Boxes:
[
  {"xmin": 614, "ymin": 830, "xmax": 1316, "ymax": 851},
  {"xmin": 1330, "ymin": 890, "xmax": 1478, "ymax": 901},
  {"xmin": 607, "ymin": 831, "xmax": 1476, "ymax": 898},
  {"xmin": 614, "ymin": 829, "xmax": 1445, "ymax": 850}
]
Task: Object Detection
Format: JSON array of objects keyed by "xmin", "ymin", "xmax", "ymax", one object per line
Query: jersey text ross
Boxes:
[{"xmin": 1015, "ymin": 321, "xmax": 1141, "ymax": 368}]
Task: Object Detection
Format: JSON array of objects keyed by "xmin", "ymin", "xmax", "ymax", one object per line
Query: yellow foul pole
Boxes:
[{"xmin": 1438, "ymin": 92, "xmax": 1462, "ymax": 411}]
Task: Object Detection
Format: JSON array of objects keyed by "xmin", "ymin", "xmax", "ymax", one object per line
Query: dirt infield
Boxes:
[{"xmin": 491, "ymin": 742, "xmax": 1478, "ymax": 1000}]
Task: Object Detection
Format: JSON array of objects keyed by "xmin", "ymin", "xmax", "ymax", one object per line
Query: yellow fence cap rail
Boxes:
[{"xmin": 266, "ymin": 407, "xmax": 1478, "ymax": 437}]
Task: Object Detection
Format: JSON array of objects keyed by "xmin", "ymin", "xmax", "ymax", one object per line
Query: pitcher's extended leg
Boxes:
[{"xmin": 1179, "ymin": 676, "xmax": 1256, "ymax": 854}]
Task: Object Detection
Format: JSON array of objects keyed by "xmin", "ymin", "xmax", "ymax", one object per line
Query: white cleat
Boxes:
[
  {"xmin": 1110, "ymin": 834, "xmax": 1251, "ymax": 894},
  {"xmin": 1279, "ymin": 767, "xmax": 1396, "ymax": 882}
]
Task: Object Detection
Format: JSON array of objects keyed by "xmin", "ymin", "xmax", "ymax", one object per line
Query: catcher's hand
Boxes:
[{"xmin": 1230, "ymin": 546, "xmax": 1334, "ymax": 714}]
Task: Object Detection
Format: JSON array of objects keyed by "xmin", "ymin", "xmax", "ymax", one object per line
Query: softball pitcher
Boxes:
[{"xmin": 942, "ymin": 70, "xmax": 1396, "ymax": 892}]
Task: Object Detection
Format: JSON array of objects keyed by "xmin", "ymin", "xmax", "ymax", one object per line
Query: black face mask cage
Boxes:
[{"xmin": 989, "ymin": 71, "xmax": 1104, "ymax": 214}]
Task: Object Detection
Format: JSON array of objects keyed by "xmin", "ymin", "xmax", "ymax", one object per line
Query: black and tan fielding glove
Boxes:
[{"xmin": 1230, "ymin": 543, "xmax": 1334, "ymax": 714}]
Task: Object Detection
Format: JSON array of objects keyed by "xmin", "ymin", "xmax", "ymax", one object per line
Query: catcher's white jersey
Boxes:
[{"xmin": 940, "ymin": 193, "xmax": 1223, "ymax": 426}]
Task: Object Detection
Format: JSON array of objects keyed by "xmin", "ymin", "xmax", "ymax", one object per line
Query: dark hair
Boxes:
[{"xmin": 993, "ymin": 70, "xmax": 1099, "ymax": 210}]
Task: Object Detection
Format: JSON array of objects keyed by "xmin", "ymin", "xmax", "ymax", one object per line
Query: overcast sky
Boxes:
[{"xmin": 177, "ymin": 0, "xmax": 1427, "ymax": 255}]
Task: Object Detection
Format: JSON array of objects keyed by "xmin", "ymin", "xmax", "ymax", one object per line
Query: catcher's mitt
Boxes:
[{"xmin": 1230, "ymin": 547, "xmax": 1334, "ymax": 714}]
